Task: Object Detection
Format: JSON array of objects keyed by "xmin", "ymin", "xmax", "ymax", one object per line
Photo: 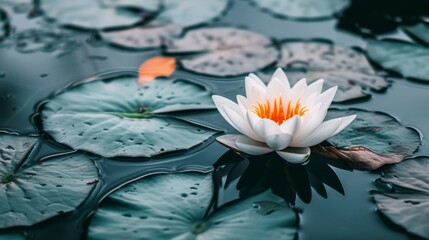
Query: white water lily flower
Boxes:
[{"xmin": 212, "ymin": 68, "xmax": 356, "ymax": 164}]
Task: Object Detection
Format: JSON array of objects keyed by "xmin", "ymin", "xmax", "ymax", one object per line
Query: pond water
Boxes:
[{"xmin": 0, "ymin": 0, "xmax": 428, "ymax": 239}]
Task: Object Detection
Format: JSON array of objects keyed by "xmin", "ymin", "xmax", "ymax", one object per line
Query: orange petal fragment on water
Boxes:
[{"xmin": 138, "ymin": 56, "xmax": 176, "ymax": 84}]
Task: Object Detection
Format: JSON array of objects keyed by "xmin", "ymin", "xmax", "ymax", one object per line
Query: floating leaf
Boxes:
[
  {"xmin": 278, "ymin": 41, "xmax": 389, "ymax": 102},
  {"xmin": 367, "ymin": 39, "xmax": 429, "ymax": 82},
  {"xmin": 373, "ymin": 157, "xmax": 429, "ymax": 239},
  {"xmin": 88, "ymin": 172, "xmax": 297, "ymax": 239},
  {"xmin": 248, "ymin": 0, "xmax": 350, "ymax": 20},
  {"xmin": 166, "ymin": 27, "xmax": 279, "ymax": 77},
  {"xmin": 403, "ymin": 23, "xmax": 429, "ymax": 46},
  {"xmin": 138, "ymin": 56, "xmax": 176, "ymax": 84},
  {"xmin": 314, "ymin": 109, "xmax": 421, "ymax": 170},
  {"xmin": 39, "ymin": 0, "xmax": 160, "ymax": 30},
  {"xmin": 41, "ymin": 74, "xmax": 218, "ymax": 158},
  {"xmin": 0, "ymin": 133, "xmax": 98, "ymax": 228}
]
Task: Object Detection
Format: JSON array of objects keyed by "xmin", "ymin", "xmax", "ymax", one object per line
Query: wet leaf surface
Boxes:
[
  {"xmin": 41, "ymin": 74, "xmax": 218, "ymax": 158},
  {"xmin": 372, "ymin": 157, "xmax": 429, "ymax": 239},
  {"xmin": 0, "ymin": 133, "xmax": 99, "ymax": 228},
  {"xmin": 248, "ymin": 0, "xmax": 350, "ymax": 20},
  {"xmin": 314, "ymin": 109, "xmax": 421, "ymax": 170},
  {"xmin": 166, "ymin": 27, "xmax": 279, "ymax": 77},
  {"xmin": 39, "ymin": 0, "xmax": 160, "ymax": 30},
  {"xmin": 278, "ymin": 41, "xmax": 389, "ymax": 102},
  {"xmin": 88, "ymin": 172, "xmax": 297, "ymax": 239},
  {"xmin": 138, "ymin": 56, "xmax": 176, "ymax": 84},
  {"xmin": 403, "ymin": 23, "xmax": 429, "ymax": 46},
  {"xmin": 367, "ymin": 39, "xmax": 429, "ymax": 82},
  {"xmin": 0, "ymin": 8, "xmax": 8, "ymax": 41}
]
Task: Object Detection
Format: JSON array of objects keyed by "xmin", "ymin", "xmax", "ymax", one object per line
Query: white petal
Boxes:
[
  {"xmin": 254, "ymin": 118, "xmax": 281, "ymax": 139},
  {"xmin": 306, "ymin": 79, "xmax": 324, "ymax": 95},
  {"xmin": 290, "ymin": 78, "xmax": 308, "ymax": 100},
  {"xmin": 265, "ymin": 133, "xmax": 293, "ymax": 150},
  {"xmin": 271, "ymin": 67, "xmax": 290, "ymax": 89},
  {"xmin": 279, "ymin": 115, "xmax": 300, "ymax": 135},
  {"xmin": 237, "ymin": 95, "xmax": 251, "ymax": 113},
  {"xmin": 294, "ymin": 118, "xmax": 342, "ymax": 147},
  {"xmin": 212, "ymin": 95, "xmax": 241, "ymax": 130},
  {"xmin": 248, "ymin": 73, "xmax": 266, "ymax": 87},
  {"xmin": 224, "ymin": 106, "xmax": 263, "ymax": 141},
  {"xmin": 266, "ymin": 77, "xmax": 287, "ymax": 99},
  {"xmin": 291, "ymin": 103, "xmax": 325, "ymax": 144},
  {"xmin": 216, "ymin": 134, "xmax": 240, "ymax": 151},
  {"xmin": 316, "ymin": 86, "xmax": 337, "ymax": 112},
  {"xmin": 245, "ymin": 75, "xmax": 266, "ymax": 100},
  {"xmin": 332, "ymin": 114, "xmax": 356, "ymax": 136},
  {"xmin": 276, "ymin": 147, "xmax": 311, "ymax": 164},
  {"xmin": 235, "ymin": 135, "xmax": 273, "ymax": 155},
  {"xmin": 246, "ymin": 111, "xmax": 260, "ymax": 130}
]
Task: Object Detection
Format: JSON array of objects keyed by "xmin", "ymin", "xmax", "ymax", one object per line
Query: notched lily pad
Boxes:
[
  {"xmin": 0, "ymin": 133, "xmax": 99, "ymax": 228},
  {"xmin": 248, "ymin": 0, "xmax": 350, "ymax": 20},
  {"xmin": 367, "ymin": 39, "xmax": 429, "ymax": 82},
  {"xmin": 372, "ymin": 157, "xmax": 429, "ymax": 239},
  {"xmin": 39, "ymin": 0, "xmax": 161, "ymax": 30},
  {"xmin": 278, "ymin": 41, "xmax": 389, "ymax": 102},
  {"xmin": 166, "ymin": 27, "xmax": 279, "ymax": 77},
  {"xmin": 88, "ymin": 172, "xmax": 297, "ymax": 239},
  {"xmin": 314, "ymin": 109, "xmax": 421, "ymax": 170},
  {"xmin": 41, "ymin": 74, "xmax": 218, "ymax": 158}
]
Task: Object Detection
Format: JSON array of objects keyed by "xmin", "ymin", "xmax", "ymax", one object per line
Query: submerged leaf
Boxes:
[
  {"xmin": 40, "ymin": 0, "xmax": 160, "ymax": 30},
  {"xmin": 367, "ymin": 39, "xmax": 429, "ymax": 82},
  {"xmin": 314, "ymin": 109, "xmax": 421, "ymax": 170},
  {"xmin": 0, "ymin": 133, "xmax": 98, "ymax": 228},
  {"xmin": 138, "ymin": 56, "xmax": 176, "ymax": 84},
  {"xmin": 88, "ymin": 172, "xmax": 297, "ymax": 239},
  {"xmin": 278, "ymin": 41, "xmax": 389, "ymax": 102},
  {"xmin": 41, "ymin": 75, "xmax": 218, "ymax": 158},
  {"xmin": 248, "ymin": 0, "xmax": 350, "ymax": 20},
  {"xmin": 166, "ymin": 27, "xmax": 279, "ymax": 77},
  {"xmin": 373, "ymin": 157, "xmax": 429, "ymax": 239}
]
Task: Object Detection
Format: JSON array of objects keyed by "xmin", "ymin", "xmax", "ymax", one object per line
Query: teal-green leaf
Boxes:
[
  {"xmin": 249, "ymin": 0, "xmax": 350, "ymax": 20},
  {"xmin": 403, "ymin": 23, "xmax": 429, "ymax": 46},
  {"xmin": 41, "ymin": 76, "xmax": 218, "ymax": 158},
  {"xmin": 373, "ymin": 157, "xmax": 429, "ymax": 239},
  {"xmin": 314, "ymin": 109, "xmax": 421, "ymax": 170},
  {"xmin": 0, "ymin": 133, "xmax": 99, "ymax": 228},
  {"xmin": 367, "ymin": 39, "xmax": 429, "ymax": 82},
  {"xmin": 88, "ymin": 172, "xmax": 297, "ymax": 239},
  {"xmin": 40, "ymin": 0, "xmax": 160, "ymax": 30}
]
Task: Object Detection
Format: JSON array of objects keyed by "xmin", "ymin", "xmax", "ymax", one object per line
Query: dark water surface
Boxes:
[{"xmin": 0, "ymin": 1, "xmax": 428, "ymax": 240}]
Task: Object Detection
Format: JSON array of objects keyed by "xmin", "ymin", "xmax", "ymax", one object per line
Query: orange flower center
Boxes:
[{"xmin": 252, "ymin": 96, "xmax": 308, "ymax": 125}]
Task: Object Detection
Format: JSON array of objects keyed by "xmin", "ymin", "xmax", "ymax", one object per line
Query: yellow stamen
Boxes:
[{"xmin": 252, "ymin": 96, "xmax": 308, "ymax": 125}]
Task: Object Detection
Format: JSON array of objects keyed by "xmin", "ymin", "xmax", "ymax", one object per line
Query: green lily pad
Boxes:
[
  {"xmin": 88, "ymin": 172, "xmax": 297, "ymax": 239},
  {"xmin": 41, "ymin": 75, "xmax": 218, "ymax": 158},
  {"xmin": 403, "ymin": 23, "xmax": 429, "ymax": 46},
  {"xmin": 39, "ymin": 0, "xmax": 160, "ymax": 30},
  {"xmin": 279, "ymin": 41, "xmax": 389, "ymax": 102},
  {"xmin": 373, "ymin": 157, "xmax": 429, "ymax": 239},
  {"xmin": 0, "ymin": 133, "xmax": 99, "ymax": 228},
  {"xmin": 166, "ymin": 27, "xmax": 279, "ymax": 77},
  {"xmin": 314, "ymin": 109, "xmax": 421, "ymax": 170},
  {"xmin": 367, "ymin": 39, "xmax": 429, "ymax": 82},
  {"xmin": 248, "ymin": 0, "xmax": 350, "ymax": 20}
]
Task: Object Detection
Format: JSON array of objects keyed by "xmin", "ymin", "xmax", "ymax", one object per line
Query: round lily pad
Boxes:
[
  {"xmin": 39, "ymin": 0, "xmax": 160, "ymax": 30},
  {"xmin": 314, "ymin": 109, "xmax": 421, "ymax": 170},
  {"xmin": 367, "ymin": 39, "xmax": 429, "ymax": 82},
  {"xmin": 0, "ymin": 133, "xmax": 99, "ymax": 228},
  {"xmin": 373, "ymin": 157, "xmax": 429, "ymax": 239},
  {"xmin": 41, "ymin": 75, "xmax": 218, "ymax": 158},
  {"xmin": 88, "ymin": 172, "xmax": 297, "ymax": 239},
  {"xmin": 279, "ymin": 41, "xmax": 389, "ymax": 102},
  {"xmin": 248, "ymin": 0, "xmax": 350, "ymax": 20},
  {"xmin": 166, "ymin": 27, "xmax": 279, "ymax": 77}
]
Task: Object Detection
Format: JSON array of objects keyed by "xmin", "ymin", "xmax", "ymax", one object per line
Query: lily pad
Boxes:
[
  {"xmin": 0, "ymin": 133, "xmax": 99, "ymax": 228},
  {"xmin": 248, "ymin": 0, "xmax": 350, "ymax": 20},
  {"xmin": 166, "ymin": 27, "xmax": 279, "ymax": 77},
  {"xmin": 41, "ymin": 75, "xmax": 218, "ymax": 158},
  {"xmin": 39, "ymin": 0, "xmax": 161, "ymax": 30},
  {"xmin": 314, "ymin": 109, "xmax": 421, "ymax": 170},
  {"xmin": 373, "ymin": 157, "xmax": 429, "ymax": 239},
  {"xmin": 403, "ymin": 23, "xmax": 429, "ymax": 46},
  {"xmin": 88, "ymin": 172, "xmax": 297, "ymax": 239},
  {"xmin": 367, "ymin": 39, "xmax": 429, "ymax": 82},
  {"xmin": 278, "ymin": 41, "xmax": 389, "ymax": 102}
]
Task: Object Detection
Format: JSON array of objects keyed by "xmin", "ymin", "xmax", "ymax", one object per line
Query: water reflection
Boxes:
[{"xmin": 213, "ymin": 150, "xmax": 345, "ymax": 206}]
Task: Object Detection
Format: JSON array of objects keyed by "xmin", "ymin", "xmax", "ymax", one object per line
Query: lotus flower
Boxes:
[{"xmin": 212, "ymin": 68, "xmax": 356, "ymax": 164}]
